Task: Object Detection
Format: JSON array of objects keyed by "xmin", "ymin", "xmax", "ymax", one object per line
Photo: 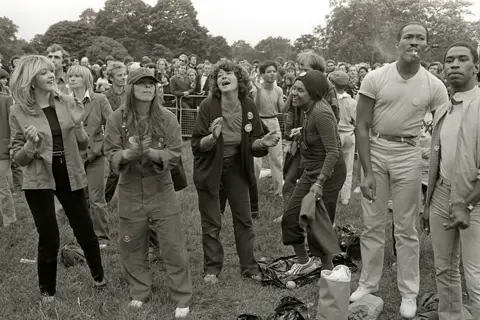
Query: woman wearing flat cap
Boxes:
[
  {"xmin": 281, "ymin": 70, "xmax": 346, "ymax": 275},
  {"xmin": 104, "ymin": 67, "xmax": 192, "ymax": 318}
]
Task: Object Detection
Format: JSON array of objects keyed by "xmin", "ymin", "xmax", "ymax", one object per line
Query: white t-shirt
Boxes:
[{"xmin": 359, "ymin": 62, "xmax": 448, "ymax": 137}]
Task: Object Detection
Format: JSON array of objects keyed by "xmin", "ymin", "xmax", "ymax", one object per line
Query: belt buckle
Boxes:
[{"xmin": 400, "ymin": 137, "xmax": 405, "ymax": 143}]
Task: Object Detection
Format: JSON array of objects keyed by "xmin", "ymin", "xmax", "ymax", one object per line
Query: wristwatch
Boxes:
[{"xmin": 459, "ymin": 199, "xmax": 475, "ymax": 211}]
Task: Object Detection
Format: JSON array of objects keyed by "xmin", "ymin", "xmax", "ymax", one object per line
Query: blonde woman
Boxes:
[
  {"xmin": 104, "ymin": 68, "xmax": 192, "ymax": 318},
  {"xmin": 9, "ymin": 56, "xmax": 106, "ymax": 302},
  {"xmin": 67, "ymin": 65, "xmax": 113, "ymax": 247}
]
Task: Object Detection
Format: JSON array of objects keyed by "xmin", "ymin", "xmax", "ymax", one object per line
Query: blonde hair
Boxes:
[
  {"xmin": 67, "ymin": 65, "xmax": 94, "ymax": 92},
  {"xmin": 10, "ymin": 55, "xmax": 55, "ymax": 114},
  {"xmin": 106, "ymin": 61, "xmax": 126, "ymax": 81},
  {"xmin": 187, "ymin": 68, "xmax": 197, "ymax": 77}
]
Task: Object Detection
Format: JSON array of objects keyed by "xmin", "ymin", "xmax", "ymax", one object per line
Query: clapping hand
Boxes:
[
  {"xmin": 24, "ymin": 125, "xmax": 39, "ymax": 143},
  {"xmin": 289, "ymin": 127, "xmax": 302, "ymax": 138},
  {"xmin": 209, "ymin": 117, "xmax": 223, "ymax": 139},
  {"xmin": 261, "ymin": 130, "xmax": 280, "ymax": 147},
  {"xmin": 123, "ymin": 136, "xmax": 142, "ymax": 161},
  {"xmin": 70, "ymin": 99, "xmax": 85, "ymax": 126}
]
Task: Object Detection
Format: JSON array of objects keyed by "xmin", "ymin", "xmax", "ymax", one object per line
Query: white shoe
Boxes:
[
  {"xmin": 99, "ymin": 243, "xmax": 107, "ymax": 249},
  {"xmin": 273, "ymin": 215, "xmax": 283, "ymax": 223},
  {"xmin": 400, "ymin": 298, "xmax": 417, "ymax": 319},
  {"xmin": 350, "ymin": 287, "xmax": 376, "ymax": 302},
  {"xmin": 341, "ymin": 199, "xmax": 349, "ymax": 205},
  {"xmin": 203, "ymin": 274, "xmax": 218, "ymax": 285},
  {"xmin": 175, "ymin": 306, "xmax": 190, "ymax": 319},
  {"xmin": 128, "ymin": 300, "xmax": 143, "ymax": 309},
  {"xmin": 285, "ymin": 258, "xmax": 317, "ymax": 276},
  {"xmin": 353, "ymin": 186, "xmax": 361, "ymax": 194},
  {"xmin": 41, "ymin": 295, "xmax": 55, "ymax": 303}
]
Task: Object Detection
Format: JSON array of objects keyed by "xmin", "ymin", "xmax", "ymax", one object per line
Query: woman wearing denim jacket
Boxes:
[{"xmin": 9, "ymin": 55, "xmax": 106, "ymax": 303}]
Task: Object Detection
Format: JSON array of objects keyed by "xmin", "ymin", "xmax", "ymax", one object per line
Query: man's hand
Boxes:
[
  {"xmin": 420, "ymin": 206, "xmax": 430, "ymax": 234},
  {"xmin": 361, "ymin": 172, "xmax": 377, "ymax": 202},
  {"xmin": 444, "ymin": 202, "xmax": 471, "ymax": 230}
]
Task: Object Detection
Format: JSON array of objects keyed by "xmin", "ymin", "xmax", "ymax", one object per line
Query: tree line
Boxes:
[{"xmin": 0, "ymin": 0, "xmax": 478, "ymax": 65}]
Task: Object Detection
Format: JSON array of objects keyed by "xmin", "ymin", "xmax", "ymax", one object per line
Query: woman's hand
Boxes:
[
  {"xmin": 209, "ymin": 117, "xmax": 223, "ymax": 139},
  {"xmin": 261, "ymin": 131, "xmax": 280, "ymax": 147},
  {"xmin": 289, "ymin": 127, "xmax": 302, "ymax": 138},
  {"xmin": 141, "ymin": 135, "xmax": 153, "ymax": 157},
  {"xmin": 310, "ymin": 182, "xmax": 323, "ymax": 200},
  {"xmin": 24, "ymin": 125, "xmax": 39, "ymax": 143},
  {"xmin": 123, "ymin": 136, "xmax": 142, "ymax": 161},
  {"xmin": 70, "ymin": 99, "xmax": 85, "ymax": 126}
]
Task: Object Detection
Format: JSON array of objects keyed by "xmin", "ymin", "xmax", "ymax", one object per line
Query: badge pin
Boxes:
[
  {"xmin": 434, "ymin": 146, "xmax": 440, "ymax": 152},
  {"xmin": 123, "ymin": 235, "xmax": 131, "ymax": 243},
  {"xmin": 247, "ymin": 112, "xmax": 253, "ymax": 120},
  {"xmin": 245, "ymin": 123, "xmax": 252, "ymax": 132},
  {"xmin": 412, "ymin": 98, "xmax": 420, "ymax": 106},
  {"xmin": 159, "ymin": 137, "xmax": 164, "ymax": 142}
]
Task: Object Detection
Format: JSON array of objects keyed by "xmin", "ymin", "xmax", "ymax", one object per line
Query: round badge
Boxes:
[
  {"xmin": 412, "ymin": 98, "xmax": 420, "ymax": 107},
  {"xmin": 245, "ymin": 123, "xmax": 252, "ymax": 132},
  {"xmin": 159, "ymin": 137, "xmax": 164, "ymax": 142},
  {"xmin": 247, "ymin": 112, "xmax": 253, "ymax": 120},
  {"xmin": 123, "ymin": 235, "xmax": 131, "ymax": 243}
]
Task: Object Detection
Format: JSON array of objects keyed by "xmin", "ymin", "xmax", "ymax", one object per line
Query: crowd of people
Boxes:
[{"xmin": 1, "ymin": 20, "xmax": 480, "ymax": 319}]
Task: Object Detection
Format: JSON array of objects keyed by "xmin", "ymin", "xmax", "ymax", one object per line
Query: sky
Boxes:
[
  {"xmin": 2, "ymin": 0, "xmax": 480, "ymax": 46},
  {"xmin": 3, "ymin": 0, "xmax": 330, "ymax": 45}
]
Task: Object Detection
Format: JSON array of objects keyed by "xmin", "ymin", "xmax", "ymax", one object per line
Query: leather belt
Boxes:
[
  {"xmin": 371, "ymin": 130, "xmax": 417, "ymax": 147},
  {"xmin": 260, "ymin": 115, "xmax": 278, "ymax": 119}
]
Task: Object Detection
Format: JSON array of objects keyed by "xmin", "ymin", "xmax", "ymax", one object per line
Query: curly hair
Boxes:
[{"xmin": 211, "ymin": 60, "xmax": 250, "ymax": 100}]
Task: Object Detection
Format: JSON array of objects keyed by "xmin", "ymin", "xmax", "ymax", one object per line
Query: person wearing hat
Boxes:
[
  {"xmin": 281, "ymin": 70, "xmax": 346, "ymax": 275},
  {"xmin": 331, "ymin": 71, "xmax": 357, "ymax": 205},
  {"xmin": 104, "ymin": 67, "xmax": 192, "ymax": 318}
]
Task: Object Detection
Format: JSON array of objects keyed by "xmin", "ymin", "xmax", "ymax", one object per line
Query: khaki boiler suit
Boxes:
[{"xmin": 104, "ymin": 106, "xmax": 192, "ymax": 307}]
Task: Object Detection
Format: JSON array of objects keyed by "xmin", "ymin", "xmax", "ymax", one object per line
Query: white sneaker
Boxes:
[
  {"xmin": 273, "ymin": 215, "xmax": 283, "ymax": 223},
  {"xmin": 41, "ymin": 295, "xmax": 55, "ymax": 303},
  {"xmin": 350, "ymin": 287, "xmax": 376, "ymax": 302},
  {"xmin": 341, "ymin": 199, "xmax": 349, "ymax": 205},
  {"xmin": 128, "ymin": 300, "xmax": 143, "ymax": 309},
  {"xmin": 400, "ymin": 298, "xmax": 417, "ymax": 318},
  {"xmin": 203, "ymin": 274, "xmax": 218, "ymax": 285},
  {"xmin": 175, "ymin": 306, "xmax": 190, "ymax": 319},
  {"xmin": 285, "ymin": 258, "xmax": 317, "ymax": 276},
  {"xmin": 353, "ymin": 186, "xmax": 361, "ymax": 194}
]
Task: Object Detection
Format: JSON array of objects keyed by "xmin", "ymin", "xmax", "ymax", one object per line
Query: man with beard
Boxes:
[
  {"xmin": 422, "ymin": 42, "xmax": 480, "ymax": 320},
  {"xmin": 351, "ymin": 22, "xmax": 448, "ymax": 319}
]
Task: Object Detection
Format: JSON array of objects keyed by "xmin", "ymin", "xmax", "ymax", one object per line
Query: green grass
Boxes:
[{"xmin": 0, "ymin": 143, "xmax": 439, "ymax": 320}]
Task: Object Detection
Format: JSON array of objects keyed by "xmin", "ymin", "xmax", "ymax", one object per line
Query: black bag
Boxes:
[
  {"xmin": 171, "ymin": 156, "xmax": 187, "ymax": 191},
  {"xmin": 60, "ymin": 244, "xmax": 85, "ymax": 268},
  {"xmin": 335, "ymin": 225, "xmax": 362, "ymax": 261},
  {"xmin": 267, "ymin": 297, "xmax": 310, "ymax": 320}
]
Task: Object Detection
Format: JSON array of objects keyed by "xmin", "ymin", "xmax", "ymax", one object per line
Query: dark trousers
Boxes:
[
  {"xmin": 221, "ymin": 182, "xmax": 258, "ymax": 216},
  {"xmin": 282, "ymin": 151, "xmax": 303, "ymax": 205},
  {"xmin": 24, "ymin": 156, "xmax": 104, "ymax": 296},
  {"xmin": 10, "ymin": 162, "xmax": 23, "ymax": 191},
  {"xmin": 104, "ymin": 169, "xmax": 118, "ymax": 203},
  {"xmin": 282, "ymin": 155, "xmax": 346, "ymax": 249},
  {"xmin": 197, "ymin": 154, "xmax": 258, "ymax": 276}
]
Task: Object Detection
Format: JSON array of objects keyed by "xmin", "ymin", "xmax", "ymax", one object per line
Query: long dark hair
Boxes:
[
  {"xmin": 211, "ymin": 60, "xmax": 250, "ymax": 100},
  {"xmin": 124, "ymin": 84, "xmax": 164, "ymax": 138}
]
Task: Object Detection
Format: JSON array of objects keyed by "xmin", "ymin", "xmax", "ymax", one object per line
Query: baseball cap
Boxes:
[
  {"xmin": 329, "ymin": 71, "xmax": 350, "ymax": 86},
  {"xmin": 127, "ymin": 67, "xmax": 159, "ymax": 85}
]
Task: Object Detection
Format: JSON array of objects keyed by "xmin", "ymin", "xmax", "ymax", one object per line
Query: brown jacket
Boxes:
[
  {"xmin": 78, "ymin": 91, "xmax": 113, "ymax": 162},
  {"xmin": 9, "ymin": 93, "xmax": 88, "ymax": 190},
  {"xmin": 0, "ymin": 93, "xmax": 13, "ymax": 160}
]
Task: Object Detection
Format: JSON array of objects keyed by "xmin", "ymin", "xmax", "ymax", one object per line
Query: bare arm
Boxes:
[{"xmin": 356, "ymin": 94, "xmax": 375, "ymax": 175}]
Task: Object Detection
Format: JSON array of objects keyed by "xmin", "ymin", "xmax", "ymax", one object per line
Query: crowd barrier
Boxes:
[{"xmin": 162, "ymin": 93, "xmax": 288, "ymax": 138}]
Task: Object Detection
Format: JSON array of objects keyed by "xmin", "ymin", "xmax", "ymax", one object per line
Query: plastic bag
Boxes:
[
  {"xmin": 60, "ymin": 244, "xmax": 86, "ymax": 268},
  {"xmin": 267, "ymin": 296, "xmax": 310, "ymax": 320},
  {"xmin": 348, "ymin": 294, "xmax": 383, "ymax": 320},
  {"xmin": 317, "ymin": 265, "xmax": 351, "ymax": 320},
  {"xmin": 335, "ymin": 224, "xmax": 362, "ymax": 260}
]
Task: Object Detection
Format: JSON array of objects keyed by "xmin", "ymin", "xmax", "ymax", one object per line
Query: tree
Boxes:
[
  {"xmin": 205, "ymin": 35, "xmax": 231, "ymax": 62},
  {"xmin": 150, "ymin": 44, "xmax": 174, "ymax": 61},
  {"xmin": 254, "ymin": 36, "xmax": 295, "ymax": 61},
  {"xmin": 79, "ymin": 8, "xmax": 98, "ymax": 25},
  {"xmin": 30, "ymin": 34, "xmax": 46, "ymax": 54},
  {"xmin": 0, "ymin": 17, "xmax": 18, "ymax": 44},
  {"xmin": 85, "ymin": 36, "xmax": 129, "ymax": 62},
  {"xmin": 315, "ymin": 0, "xmax": 479, "ymax": 63},
  {"xmin": 148, "ymin": 0, "xmax": 209, "ymax": 57},
  {"xmin": 0, "ymin": 17, "xmax": 32, "ymax": 61},
  {"xmin": 294, "ymin": 34, "xmax": 321, "ymax": 53},
  {"xmin": 231, "ymin": 40, "xmax": 257, "ymax": 61},
  {"xmin": 42, "ymin": 21, "xmax": 96, "ymax": 57},
  {"xmin": 95, "ymin": 0, "xmax": 152, "ymax": 55}
]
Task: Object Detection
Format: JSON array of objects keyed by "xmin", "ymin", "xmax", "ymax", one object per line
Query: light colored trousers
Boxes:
[
  {"xmin": 430, "ymin": 177, "xmax": 480, "ymax": 320},
  {"xmin": 85, "ymin": 156, "xmax": 109, "ymax": 241},
  {"xmin": 358, "ymin": 137, "xmax": 421, "ymax": 299},
  {"xmin": 254, "ymin": 117, "xmax": 283, "ymax": 195},
  {"xmin": 339, "ymin": 131, "xmax": 356, "ymax": 202},
  {"xmin": 0, "ymin": 159, "xmax": 16, "ymax": 226}
]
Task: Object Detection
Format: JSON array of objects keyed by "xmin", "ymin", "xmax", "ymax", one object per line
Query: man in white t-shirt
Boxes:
[
  {"xmin": 251, "ymin": 61, "xmax": 284, "ymax": 196},
  {"xmin": 351, "ymin": 22, "xmax": 449, "ymax": 319}
]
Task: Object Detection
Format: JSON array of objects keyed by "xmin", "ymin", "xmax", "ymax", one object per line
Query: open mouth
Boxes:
[{"xmin": 221, "ymin": 80, "xmax": 231, "ymax": 86}]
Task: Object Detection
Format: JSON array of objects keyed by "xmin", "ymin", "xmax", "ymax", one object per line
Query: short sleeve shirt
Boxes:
[{"xmin": 359, "ymin": 62, "xmax": 448, "ymax": 136}]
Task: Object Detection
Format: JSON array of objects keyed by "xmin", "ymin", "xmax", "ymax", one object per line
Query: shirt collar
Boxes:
[
  {"xmin": 337, "ymin": 91, "xmax": 350, "ymax": 99},
  {"xmin": 70, "ymin": 89, "xmax": 91, "ymax": 102},
  {"xmin": 451, "ymin": 87, "xmax": 478, "ymax": 104}
]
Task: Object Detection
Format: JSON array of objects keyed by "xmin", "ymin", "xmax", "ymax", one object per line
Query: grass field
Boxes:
[{"xmin": 0, "ymin": 142, "xmax": 442, "ymax": 320}]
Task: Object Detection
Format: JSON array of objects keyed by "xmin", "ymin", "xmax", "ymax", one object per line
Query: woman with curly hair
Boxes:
[
  {"xmin": 192, "ymin": 61, "xmax": 280, "ymax": 284},
  {"xmin": 104, "ymin": 68, "xmax": 192, "ymax": 318}
]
